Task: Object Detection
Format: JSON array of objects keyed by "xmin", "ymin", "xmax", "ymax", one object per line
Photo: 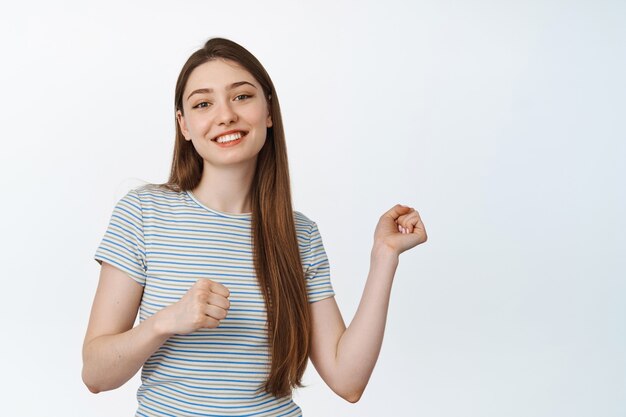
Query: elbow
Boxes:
[
  {"xmin": 342, "ymin": 391, "xmax": 363, "ymax": 404},
  {"xmin": 82, "ymin": 366, "xmax": 108, "ymax": 394},
  {"xmin": 335, "ymin": 385, "xmax": 364, "ymax": 403},
  {"xmin": 82, "ymin": 351, "xmax": 117, "ymax": 394},
  {"xmin": 82, "ymin": 370, "xmax": 123, "ymax": 394},
  {"xmin": 82, "ymin": 376, "xmax": 101, "ymax": 394},
  {"xmin": 82, "ymin": 345, "xmax": 101, "ymax": 393},
  {"xmin": 86, "ymin": 384, "xmax": 101, "ymax": 394},
  {"xmin": 82, "ymin": 369, "xmax": 100, "ymax": 394},
  {"xmin": 326, "ymin": 374, "xmax": 368, "ymax": 403}
]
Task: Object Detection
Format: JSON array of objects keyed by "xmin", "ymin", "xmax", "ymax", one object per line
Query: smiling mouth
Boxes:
[{"xmin": 212, "ymin": 131, "xmax": 248, "ymax": 144}]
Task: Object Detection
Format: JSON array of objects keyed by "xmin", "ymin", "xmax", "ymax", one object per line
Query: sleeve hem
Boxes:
[
  {"xmin": 307, "ymin": 292, "xmax": 335, "ymax": 304},
  {"xmin": 94, "ymin": 256, "xmax": 146, "ymax": 287}
]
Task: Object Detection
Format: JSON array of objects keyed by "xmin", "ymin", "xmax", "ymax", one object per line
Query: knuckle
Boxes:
[
  {"xmin": 197, "ymin": 278, "xmax": 212, "ymax": 288},
  {"xmin": 208, "ymin": 307, "xmax": 223, "ymax": 320},
  {"xmin": 215, "ymin": 283, "xmax": 229, "ymax": 296}
]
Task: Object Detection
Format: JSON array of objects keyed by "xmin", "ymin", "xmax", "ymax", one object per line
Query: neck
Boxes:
[{"xmin": 191, "ymin": 161, "xmax": 256, "ymax": 214}]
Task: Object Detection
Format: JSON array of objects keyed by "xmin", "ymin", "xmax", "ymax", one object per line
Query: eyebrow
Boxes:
[{"xmin": 186, "ymin": 81, "xmax": 257, "ymax": 101}]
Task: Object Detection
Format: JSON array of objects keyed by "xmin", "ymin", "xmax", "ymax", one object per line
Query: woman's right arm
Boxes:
[
  {"xmin": 82, "ymin": 262, "xmax": 170, "ymax": 393},
  {"xmin": 82, "ymin": 262, "xmax": 230, "ymax": 393}
]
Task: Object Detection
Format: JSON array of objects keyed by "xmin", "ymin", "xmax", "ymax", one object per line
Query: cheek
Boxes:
[
  {"xmin": 186, "ymin": 114, "xmax": 212, "ymax": 133},
  {"xmin": 244, "ymin": 103, "xmax": 270, "ymax": 125}
]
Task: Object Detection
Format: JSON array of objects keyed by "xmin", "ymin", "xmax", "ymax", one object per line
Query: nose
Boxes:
[{"xmin": 215, "ymin": 99, "xmax": 238, "ymax": 126}]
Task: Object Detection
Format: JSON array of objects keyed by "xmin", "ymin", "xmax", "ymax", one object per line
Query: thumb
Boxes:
[{"xmin": 382, "ymin": 204, "xmax": 412, "ymax": 221}]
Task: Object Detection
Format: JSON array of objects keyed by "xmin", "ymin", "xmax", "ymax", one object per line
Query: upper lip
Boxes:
[{"xmin": 212, "ymin": 129, "xmax": 248, "ymax": 141}]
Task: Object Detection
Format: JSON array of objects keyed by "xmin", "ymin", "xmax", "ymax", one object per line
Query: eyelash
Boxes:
[{"xmin": 193, "ymin": 94, "xmax": 253, "ymax": 109}]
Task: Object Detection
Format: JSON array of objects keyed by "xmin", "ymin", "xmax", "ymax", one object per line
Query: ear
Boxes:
[
  {"xmin": 266, "ymin": 113, "xmax": 273, "ymax": 128},
  {"xmin": 176, "ymin": 110, "xmax": 191, "ymax": 140}
]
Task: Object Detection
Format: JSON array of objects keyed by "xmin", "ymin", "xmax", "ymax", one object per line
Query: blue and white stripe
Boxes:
[{"xmin": 94, "ymin": 184, "xmax": 334, "ymax": 416}]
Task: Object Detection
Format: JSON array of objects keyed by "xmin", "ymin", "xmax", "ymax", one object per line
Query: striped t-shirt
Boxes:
[{"xmin": 94, "ymin": 184, "xmax": 334, "ymax": 417}]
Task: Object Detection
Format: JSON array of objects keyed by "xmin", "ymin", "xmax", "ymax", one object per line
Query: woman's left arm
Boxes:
[{"xmin": 309, "ymin": 204, "xmax": 427, "ymax": 403}]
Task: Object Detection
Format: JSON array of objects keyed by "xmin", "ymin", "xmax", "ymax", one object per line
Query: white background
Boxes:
[{"xmin": 1, "ymin": 1, "xmax": 625, "ymax": 416}]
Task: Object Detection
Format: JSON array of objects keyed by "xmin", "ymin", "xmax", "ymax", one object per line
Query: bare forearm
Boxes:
[
  {"xmin": 310, "ymin": 205, "xmax": 426, "ymax": 402},
  {"xmin": 334, "ymin": 243, "xmax": 399, "ymax": 398},
  {"xmin": 82, "ymin": 311, "xmax": 171, "ymax": 393}
]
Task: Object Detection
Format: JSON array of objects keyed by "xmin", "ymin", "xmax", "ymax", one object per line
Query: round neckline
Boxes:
[{"xmin": 186, "ymin": 190, "xmax": 252, "ymax": 219}]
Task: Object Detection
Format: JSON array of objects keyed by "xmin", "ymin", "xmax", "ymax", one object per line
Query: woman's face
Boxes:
[{"xmin": 177, "ymin": 59, "xmax": 272, "ymax": 171}]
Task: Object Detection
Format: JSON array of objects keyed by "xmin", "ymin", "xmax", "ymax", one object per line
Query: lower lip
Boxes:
[{"xmin": 213, "ymin": 134, "xmax": 246, "ymax": 148}]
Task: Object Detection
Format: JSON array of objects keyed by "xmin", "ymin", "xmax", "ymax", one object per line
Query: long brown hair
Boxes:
[{"xmin": 161, "ymin": 38, "xmax": 310, "ymax": 397}]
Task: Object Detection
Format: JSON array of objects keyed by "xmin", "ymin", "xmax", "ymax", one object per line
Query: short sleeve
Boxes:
[
  {"xmin": 304, "ymin": 222, "xmax": 335, "ymax": 303},
  {"xmin": 94, "ymin": 189, "xmax": 147, "ymax": 286}
]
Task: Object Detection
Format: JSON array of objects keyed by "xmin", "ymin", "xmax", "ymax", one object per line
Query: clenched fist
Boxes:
[
  {"xmin": 374, "ymin": 204, "xmax": 427, "ymax": 256},
  {"xmin": 156, "ymin": 278, "xmax": 231, "ymax": 336}
]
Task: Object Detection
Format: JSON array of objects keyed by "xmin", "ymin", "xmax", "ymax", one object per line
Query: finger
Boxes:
[
  {"xmin": 395, "ymin": 213, "xmax": 409, "ymax": 223},
  {"xmin": 207, "ymin": 292, "xmax": 230, "ymax": 310},
  {"xmin": 407, "ymin": 213, "xmax": 422, "ymax": 232},
  {"xmin": 412, "ymin": 217, "xmax": 427, "ymax": 241},
  {"xmin": 397, "ymin": 211, "xmax": 421, "ymax": 231},
  {"xmin": 383, "ymin": 204, "xmax": 413, "ymax": 221},
  {"xmin": 193, "ymin": 279, "xmax": 230, "ymax": 297},
  {"xmin": 395, "ymin": 211, "xmax": 416, "ymax": 226},
  {"xmin": 408, "ymin": 217, "xmax": 426, "ymax": 236},
  {"xmin": 205, "ymin": 305, "xmax": 228, "ymax": 321},
  {"xmin": 209, "ymin": 281, "xmax": 230, "ymax": 298},
  {"xmin": 407, "ymin": 221, "xmax": 425, "ymax": 236},
  {"xmin": 193, "ymin": 278, "xmax": 211, "ymax": 288},
  {"xmin": 193, "ymin": 278, "xmax": 213, "ymax": 291},
  {"xmin": 202, "ymin": 316, "xmax": 220, "ymax": 329}
]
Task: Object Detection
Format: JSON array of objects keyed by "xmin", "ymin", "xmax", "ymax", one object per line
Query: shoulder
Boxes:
[
  {"xmin": 293, "ymin": 210, "xmax": 323, "ymax": 240},
  {"xmin": 111, "ymin": 184, "xmax": 188, "ymax": 220},
  {"xmin": 128, "ymin": 183, "xmax": 187, "ymax": 206},
  {"xmin": 293, "ymin": 210, "xmax": 315, "ymax": 230}
]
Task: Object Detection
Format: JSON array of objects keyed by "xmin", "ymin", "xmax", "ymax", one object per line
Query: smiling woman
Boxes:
[
  {"xmin": 176, "ymin": 59, "xmax": 272, "ymax": 172},
  {"xmin": 82, "ymin": 37, "xmax": 427, "ymax": 417}
]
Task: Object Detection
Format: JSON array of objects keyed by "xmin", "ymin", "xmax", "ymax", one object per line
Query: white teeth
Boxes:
[{"xmin": 216, "ymin": 132, "xmax": 243, "ymax": 143}]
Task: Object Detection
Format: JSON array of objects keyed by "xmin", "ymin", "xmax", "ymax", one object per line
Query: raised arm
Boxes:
[
  {"xmin": 308, "ymin": 204, "xmax": 427, "ymax": 403},
  {"xmin": 82, "ymin": 262, "xmax": 230, "ymax": 393}
]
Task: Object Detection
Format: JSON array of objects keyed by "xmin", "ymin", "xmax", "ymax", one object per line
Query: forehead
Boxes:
[{"xmin": 185, "ymin": 59, "xmax": 259, "ymax": 92}]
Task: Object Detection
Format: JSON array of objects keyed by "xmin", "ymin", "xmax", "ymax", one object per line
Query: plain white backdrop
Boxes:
[{"xmin": 1, "ymin": 1, "xmax": 625, "ymax": 416}]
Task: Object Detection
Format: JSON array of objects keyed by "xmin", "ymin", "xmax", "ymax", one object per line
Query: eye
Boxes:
[
  {"xmin": 192, "ymin": 101, "xmax": 211, "ymax": 109},
  {"xmin": 234, "ymin": 94, "xmax": 252, "ymax": 101}
]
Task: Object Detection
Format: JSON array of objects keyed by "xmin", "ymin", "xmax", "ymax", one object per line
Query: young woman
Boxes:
[{"xmin": 82, "ymin": 37, "xmax": 427, "ymax": 417}]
